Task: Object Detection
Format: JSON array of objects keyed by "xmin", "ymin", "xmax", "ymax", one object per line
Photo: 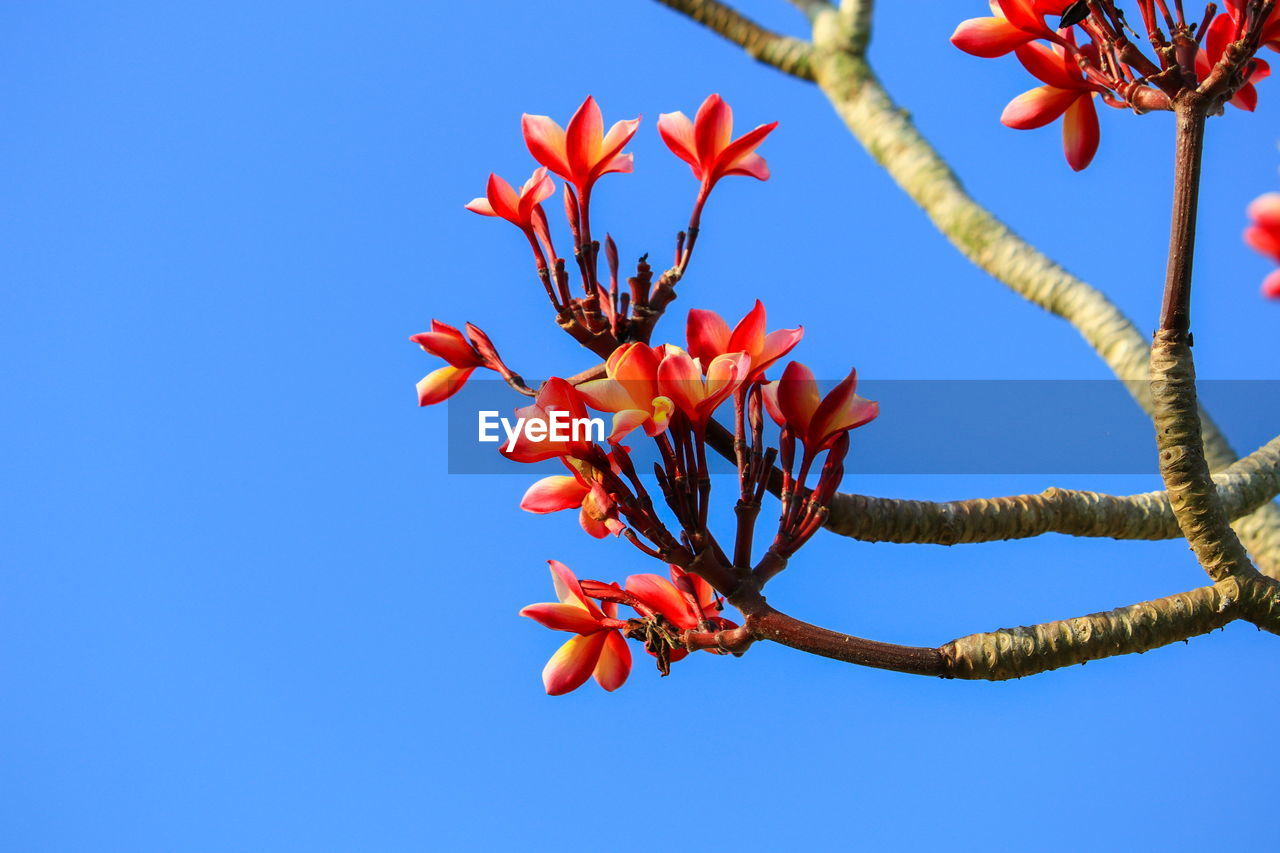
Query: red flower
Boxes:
[
  {"xmin": 499, "ymin": 378, "xmax": 597, "ymax": 464},
  {"xmin": 762, "ymin": 362, "xmax": 879, "ymax": 454},
  {"xmin": 520, "ymin": 458, "xmax": 625, "ymax": 539},
  {"xmin": 410, "ymin": 320, "xmax": 487, "ymax": 406},
  {"xmin": 520, "ymin": 561, "xmax": 631, "ymax": 695},
  {"xmin": 657, "ymin": 94, "xmax": 777, "ymax": 197},
  {"xmin": 575, "ymin": 343, "xmax": 676, "ymax": 443},
  {"xmin": 686, "ymin": 300, "xmax": 803, "ymax": 381},
  {"xmin": 951, "ymin": 0, "xmax": 1075, "ymax": 58},
  {"xmin": 522, "ymin": 96, "xmax": 640, "ymax": 201},
  {"xmin": 656, "ymin": 347, "xmax": 751, "ymax": 430},
  {"xmin": 465, "ymin": 167, "xmax": 555, "ymax": 229},
  {"xmin": 1245, "ymin": 193, "xmax": 1280, "ymax": 300},
  {"xmin": 1000, "ymin": 40, "xmax": 1102, "ymax": 171},
  {"xmin": 1198, "ymin": 14, "xmax": 1271, "ymax": 112}
]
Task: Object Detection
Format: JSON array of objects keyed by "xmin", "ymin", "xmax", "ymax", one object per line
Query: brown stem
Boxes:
[{"xmin": 1157, "ymin": 101, "xmax": 1207, "ymax": 332}]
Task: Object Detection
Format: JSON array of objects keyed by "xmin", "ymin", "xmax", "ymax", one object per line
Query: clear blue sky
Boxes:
[{"xmin": 4, "ymin": 2, "xmax": 1279, "ymax": 850}]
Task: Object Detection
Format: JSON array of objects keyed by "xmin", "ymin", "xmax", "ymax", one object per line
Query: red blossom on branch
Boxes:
[
  {"xmin": 686, "ymin": 300, "xmax": 803, "ymax": 381},
  {"xmin": 951, "ymin": 0, "xmax": 1075, "ymax": 58},
  {"xmin": 1245, "ymin": 192, "xmax": 1280, "ymax": 299},
  {"xmin": 409, "ymin": 320, "xmax": 488, "ymax": 406},
  {"xmin": 520, "ymin": 561, "xmax": 631, "ymax": 695},
  {"xmin": 520, "ymin": 458, "xmax": 626, "ymax": 539},
  {"xmin": 763, "ymin": 362, "xmax": 879, "ymax": 455},
  {"xmin": 1002, "ymin": 40, "xmax": 1103, "ymax": 171}
]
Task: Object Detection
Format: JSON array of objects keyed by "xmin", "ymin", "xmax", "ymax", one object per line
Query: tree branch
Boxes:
[
  {"xmin": 704, "ymin": 419, "xmax": 1280, "ymax": 546},
  {"xmin": 652, "ymin": 0, "xmax": 817, "ymax": 80}
]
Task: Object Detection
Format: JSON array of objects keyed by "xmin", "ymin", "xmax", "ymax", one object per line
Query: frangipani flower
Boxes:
[
  {"xmin": 576, "ymin": 343, "xmax": 676, "ymax": 443},
  {"xmin": 656, "ymin": 348, "xmax": 751, "ymax": 429},
  {"xmin": 499, "ymin": 378, "xmax": 597, "ymax": 464},
  {"xmin": 686, "ymin": 300, "xmax": 803, "ymax": 380},
  {"xmin": 1245, "ymin": 192, "xmax": 1280, "ymax": 299},
  {"xmin": 951, "ymin": 0, "xmax": 1075, "ymax": 59},
  {"xmin": 1001, "ymin": 40, "xmax": 1102, "ymax": 171},
  {"xmin": 522, "ymin": 96, "xmax": 640, "ymax": 201},
  {"xmin": 520, "ymin": 458, "xmax": 625, "ymax": 539},
  {"xmin": 410, "ymin": 320, "xmax": 487, "ymax": 406},
  {"xmin": 465, "ymin": 168, "xmax": 555, "ymax": 230},
  {"xmin": 520, "ymin": 561, "xmax": 631, "ymax": 695},
  {"xmin": 763, "ymin": 362, "xmax": 879, "ymax": 454},
  {"xmin": 657, "ymin": 94, "xmax": 777, "ymax": 198}
]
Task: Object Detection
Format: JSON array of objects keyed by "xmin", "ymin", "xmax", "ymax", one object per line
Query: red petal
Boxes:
[
  {"xmin": 951, "ymin": 17, "xmax": 1033, "ymax": 58},
  {"xmin": 755, "ymin": 327, "xmax": 804, "ymax": 376},
  {"xmin": 657, "ymin": 111, "xmax": 701, "ymax": 175},
  {"xmin": 593, "ymin": 631, "xmax": 632, "ymax": 691},
  {"xmin": 776, "ymin": 361, "xmax": 821, "ymax": 434},
  {"xmin": 566, "ymin": 96, "xmax": 604, "ymax": 182},
  {"xmin": 1262, "ymin": 269, "xmax": 1280, "ymax": 299},
  {"xmin": 721, "ymin": 152, "xmax": 770, "ymax": 181},
  {"xmin": 693, "ymin": 94, "xmax": 733, "ymax": 165},
  {"xmin": 520, "ymin": 476, "xmax": 589, "ymax": 513},
  {"xmin": 416, "ymin": 365, "xmax": 474, "ymax": 406},
  {"xmin": 519, "ymin": 602, "xmax": 604, "ymax": 634},
  {"xmin": 464, "ymin": 197, "xmax": 496, "ymax": 216},
  {"xmin": 712, "ymin": 121, "xmax": 778, "ymax": 183},
  {"xmin": 626, "ymin": 573, "xmax": 693, "ymax": 627},
  {"xmin": 686, "ymin": 309, "xmax": 732, "ymax": 364},
  {"xmin": 1062, "ymin": 94, "xmax": 1100, "ymax": 171},
  {"xmin": 1001, "ymin": 85, "xmax": 1078, "ymax": 129},
  {"xmin": 522, "ymin": 113, "xmax": 572, "ymax": 181},
  {"xmin": 1247, "ymin": 193, "xmax": 1280, "ymax": 231},
  {"xmin": 727, "ymin": 299, "xmax": 767, "ymax": 360},
  {"xmin": 542, "ymin": 632, "xmax": 607, "ymax": 695},
  {"xmin": 1014, "ymin": 43, "xmax": 1081, "ymax": 89},
  {"xmin": 1245, "ymin": 224, "xmax": 1280, "ymax": 261}
]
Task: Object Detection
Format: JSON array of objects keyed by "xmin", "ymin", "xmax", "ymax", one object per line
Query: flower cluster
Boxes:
[
  {"xmin": 952, "ymin": 1, "xmax": 1277, "ymax": 169},
  {"xmin": 1245, "ymin": 192, "xmax": 1280, "ymax": 299},
  {"xmin": 413, "ymin": 96, "xmax": 880, "ymax": 693}
]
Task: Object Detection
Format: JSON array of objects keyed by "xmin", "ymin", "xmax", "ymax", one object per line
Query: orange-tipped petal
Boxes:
[
  {"xmin": 542, "ymin": 632, "xmax": 607, "ymax": 695},
  {"xmin": 700, "ymin": 353, "xmax": 749, "ymax": 420},
  {"xmin": 577, "ymin": 378, "xmax": 636, "ymax": 413},
  {"xmin": 522, "ymin": 113, "xmax": 571, "ymax": 180},
  {"xmin": 520, "ymin": 602, "xmax": 605, "ymax": 634},
  {"xmin": 1062, "ymin": 94, "xmax": 1100, "ymax": 171},
  {"xmin": 596, "ymin": 117, "xmax": 641, "ymax": 179},
  {"xmin": 657, "ymin": 110, "xmax": 700, "ymax": 173},
  {"xmin": 593, "ymin": 630, "xmax": 632, "ymax": 691},
  {"xmin": 416, "ymin": 365, "xmax": 474, "ymax": 406},
  {"xmin": 1001, "ymin": 85, "xmax": 1078, "ymax": 129},
  {"xmin": 548, "ymin": 560, "xmax": 590, "ymax": 610},
  {"xmin": 686, "ymin": 308, "xmax": 732, "ymax": 364},
  {"xmin": 607, "ymin": 409, "xmax": 650, "ymax": 444},
  {"xmin": 951, "ymin": 17, "xmax": 1032, "ymax": 57},
  {"xmin": 520, "ymin": 476, "xmax": 589, "ymax": 514},
  {"xmin": 517, "ymin": 167, "xmax": 556, "ymax": 221},
  {"xmin": 756, "ymin": 326, "xmax": 804, "ymax": 375},
  {"xmin": 464, "ymin": 197, "xmax": 496, "ymax": 216},
  {"xmin": 809, "ymin": 369, "xmax": 879, "ymax": 449}
]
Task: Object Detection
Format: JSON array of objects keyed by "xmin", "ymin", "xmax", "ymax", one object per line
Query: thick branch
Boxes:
[
  {"xmin": 705, "ymin": 419, "xmax": 1280, "ymax": 546},
  {"xmin": 653, "ymin": 0, "xmax": 816, "ymax": 80},
  {"xmin": 797, "ymin": 9, "xmax": 1280, "ymax": 576},
  {"xmin": 727, "ymin": 571, "xmax": 1280, "ymax": 680}
]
